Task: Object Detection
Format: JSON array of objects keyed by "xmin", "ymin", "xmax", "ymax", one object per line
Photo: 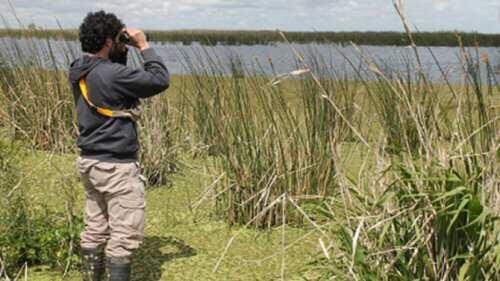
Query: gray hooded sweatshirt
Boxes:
[{"xmin": 68, "ymin": 48, "xmax": 170, "ymax": 162}]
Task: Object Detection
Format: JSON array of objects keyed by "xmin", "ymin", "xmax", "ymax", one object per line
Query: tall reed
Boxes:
[
  {"xmin": 178, "ymin": 46, "xmax": 363, "ymax": 227},
  {"xmin": 305, "ymin": 3, "xmax": 500, "ymax": 279},
  {"xmin": 0, "ymin": 14, "xmax": 498, "ymax": 280}
]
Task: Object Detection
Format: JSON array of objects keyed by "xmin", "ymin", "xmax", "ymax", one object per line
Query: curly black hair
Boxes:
[{"xmin": 78, "ymin": 10, "xmax": 125, "ymax": 54}]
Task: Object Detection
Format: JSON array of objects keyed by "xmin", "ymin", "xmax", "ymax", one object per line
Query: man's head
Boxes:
[{"xmin": 79, "ymin": 10, "xmax": 128, "ymax": 64}]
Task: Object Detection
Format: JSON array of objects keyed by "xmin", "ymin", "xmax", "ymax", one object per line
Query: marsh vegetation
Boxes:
[{"xmin": 0, "ymin": 4, "xmax": 499, "ymax": 280}]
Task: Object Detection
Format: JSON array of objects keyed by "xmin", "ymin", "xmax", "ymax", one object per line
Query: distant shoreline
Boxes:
[{"xmin": 1, "ymin": 29, "xmax": 499, "ymax": 47}]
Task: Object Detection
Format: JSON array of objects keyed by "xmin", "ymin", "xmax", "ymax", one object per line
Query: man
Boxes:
[{"xmin": 69, "ymin": 10, "xmax": 169, "ymax": 281}]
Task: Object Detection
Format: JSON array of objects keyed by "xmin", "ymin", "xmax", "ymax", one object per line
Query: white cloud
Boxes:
[{"xmin": 433, "ymin": 0, "xmax": 450, "ymax": 11}]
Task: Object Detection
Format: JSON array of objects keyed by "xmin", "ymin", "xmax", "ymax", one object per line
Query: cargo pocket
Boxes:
[
  {"xmin": 117, "ymin": 198, "xmax": 146, "ymax": 236},
  {"xmin": 118, "ymin": 198, "xmax": 146, "ymax": 210},
  {"xmin": 89, "ymin": 162, "xmax": 117, "ymax": 188}
]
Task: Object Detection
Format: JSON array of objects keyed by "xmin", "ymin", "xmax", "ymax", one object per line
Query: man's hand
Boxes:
[{"xmin": 125, "ymin": 28, "xmax": 150, "ymax": 51}]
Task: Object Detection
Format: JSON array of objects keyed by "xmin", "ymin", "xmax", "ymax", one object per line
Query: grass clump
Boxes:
[{"xmin": 0, "ymin": 141, "xmax": 83, "ymax": 277}]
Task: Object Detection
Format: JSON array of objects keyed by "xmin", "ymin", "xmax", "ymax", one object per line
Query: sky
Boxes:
[{"xmin": 0, "ymin": 0, "xmax": 499, "ymax": 33}]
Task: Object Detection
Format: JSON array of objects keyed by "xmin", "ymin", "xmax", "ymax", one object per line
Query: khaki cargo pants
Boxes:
[{"xmin": 76, "ymin": 157, "xmax": 147, "ymax": 259}]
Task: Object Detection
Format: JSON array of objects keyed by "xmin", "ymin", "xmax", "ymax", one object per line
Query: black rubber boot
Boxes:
[
  {"xmin": 107, "ymin": 257, "xmax": 132, "ymax": 281},
  {"xmin": 81, "ymin": 248, "xmax": 105, "ymax": 281}
]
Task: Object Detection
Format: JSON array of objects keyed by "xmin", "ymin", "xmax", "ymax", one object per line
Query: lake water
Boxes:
[{"xmin": 1, "ymin": 37, "xmax": 499, "ymax": 82}]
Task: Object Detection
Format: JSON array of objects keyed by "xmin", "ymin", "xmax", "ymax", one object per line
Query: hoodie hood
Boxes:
[{"xmin": 69, "ymin": 55, "xmax": 105, "ymax": 84}]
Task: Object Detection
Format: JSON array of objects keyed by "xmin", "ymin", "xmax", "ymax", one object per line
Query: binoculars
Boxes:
[{"xmin": 118, "ymin": 31, "xmax": 150, "ymax": 44}]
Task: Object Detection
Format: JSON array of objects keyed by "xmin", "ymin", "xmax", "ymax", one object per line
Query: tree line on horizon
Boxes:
[{"xmin": 1, "ymin": 28, "xmax": 499, "ymax": 46}]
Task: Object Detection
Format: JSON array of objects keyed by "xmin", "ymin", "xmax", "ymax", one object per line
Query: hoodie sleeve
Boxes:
[{"xmin": 111, "ymin": 48, "xmax": 170, "ymax": 99}]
